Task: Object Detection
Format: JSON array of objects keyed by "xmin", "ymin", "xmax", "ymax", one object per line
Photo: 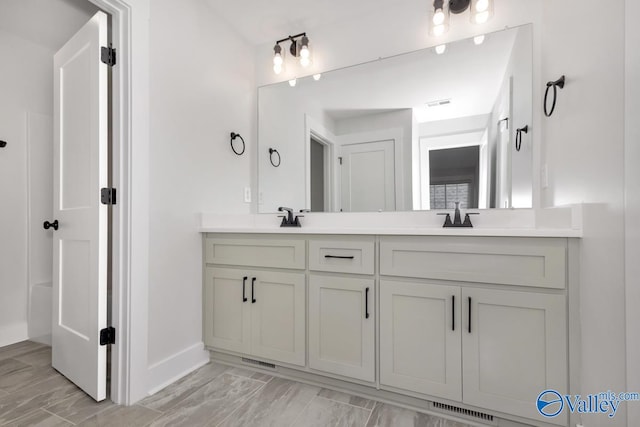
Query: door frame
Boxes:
[
  {"xmin": 304, "ymin": 114, "xmax": 337, "ymax": 212},
  {"xmin": 85, "ymin": 0, "xmax": 149, "ymax": 405}
]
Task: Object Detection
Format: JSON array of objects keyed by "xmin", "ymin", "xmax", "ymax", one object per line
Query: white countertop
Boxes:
[{"xmin": 199, "ymin": 207, "xmax": 584, "ymax": 238}]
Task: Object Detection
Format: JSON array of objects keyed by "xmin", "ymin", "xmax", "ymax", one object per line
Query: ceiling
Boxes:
[
  {"xmin": 204, "ymin": 0, "xmax": 422, "ymax": 46},
  {"xmin": 0, "ymin": 0, "xmax": 100, "ymax": 51}
]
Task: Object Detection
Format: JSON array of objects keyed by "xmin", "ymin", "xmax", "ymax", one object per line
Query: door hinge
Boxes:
[
  {"xmin": 100, "ymin": 327, "xmax": 115, "ymax": 345},
  {"xmin": 101, "ymin": 188, "xmax": 116, "ymax": 205},
  {"xmin": 101, "ymin": 45, "xmax": 116, "ymax": 66}
]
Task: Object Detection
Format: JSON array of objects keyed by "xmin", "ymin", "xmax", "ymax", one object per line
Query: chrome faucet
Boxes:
[
  {"xmin": 278, "ymin": 207, "xmax": 303, "ymax": 227},
  {"xmin": 438, "ymin": 202, "xmax": 478, "ymax": 228}
]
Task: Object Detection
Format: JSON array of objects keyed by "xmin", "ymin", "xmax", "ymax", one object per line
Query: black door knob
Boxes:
[{"xmin": 43, "ymin": 220, "xmax": 59, "ymax": 231}]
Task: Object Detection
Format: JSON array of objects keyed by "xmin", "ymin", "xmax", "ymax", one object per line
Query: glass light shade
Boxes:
[
  {"xmin": 273, "ymin": 52, "xmax": 283, "ymax": 66},
  {"xmin": 470, "ymin": 0, "xmax": 494, "ymax": 24},
  {"xmin": 273, "ymin": 62, "xmax": 283, "ymax": 75},
  {"xmin": 428, "ymin": 2, "xmax": 449, "ymax": 36},
  {"xmin": 433, "ymin": 8, "xmax": 445, "ymax": 25},
  {"xmin": 300, "ymin": 45, "xmax": 310, "ymax": 59}
]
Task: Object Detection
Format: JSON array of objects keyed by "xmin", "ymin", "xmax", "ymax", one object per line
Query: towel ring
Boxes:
[
  {"xmin": 230, "ymin": 132, "xmax": 245, "ymax": 156},
  {"xmin": 515, "ymin": 125, "xmax": 529, "ymax": 152},
  {"xmin": 544, "ymin": 76, "xmax": 566, "ymax": 117},
  {"xmin": 269, "ymin": 148, "xmax": 281, "ymax": 167}
]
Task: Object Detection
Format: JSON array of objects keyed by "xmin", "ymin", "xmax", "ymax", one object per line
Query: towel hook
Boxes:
[
  {"xmin": 515, "ymin": 125, "xmax": 529, "ymax": 151},
  {"xmin": 230, "ymin": 132, "xmax": 245, "ymax": 156},
  {"xmin": 544, "ymin": 75, "xmax": 566, "ymax": 117},
  {"xmin": 269, "ymin": 148, "xmax": 281, "ymax": 167},
  {"xmin": 0, "ymin": 140, "xmax": 7, "ymax": 148}
]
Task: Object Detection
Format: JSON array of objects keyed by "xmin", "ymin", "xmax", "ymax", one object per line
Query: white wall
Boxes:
[
  {"xmin": 146, "ymin": 0, "xmax": 256, "ymax": 387},
  {"xmin": 625, "ymin": 0, "xmax": 640, "ymax": 426},
  {"xmin": 0, "ymin": 29, "xmax": 54, "ymax": 347},
  {"xmin": 541, "ymin": 1, "xmax": 627, "ymax": 426}
]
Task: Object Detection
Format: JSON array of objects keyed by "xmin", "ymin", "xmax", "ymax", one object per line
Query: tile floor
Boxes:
[{"xmin": 0, "ymin": 341, "xmax": 473, "ymax": 427}]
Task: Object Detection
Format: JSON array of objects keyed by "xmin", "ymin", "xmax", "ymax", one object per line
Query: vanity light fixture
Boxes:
[
  {"xmin": 272, "ymin": 32, "xmax": 312, "ymax": 75},
  {"xmin": 429, "ymin": 0, "xmax": 494, "ymax": 36},
  {"xmin": 435, "ymin": 44, "xmax": 447, "ymax": 54}
]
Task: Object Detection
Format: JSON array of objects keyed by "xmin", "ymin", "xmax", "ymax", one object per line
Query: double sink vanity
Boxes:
[{"xmin": 200, "ymin": 210, "xmax": 581, "ymax": 427}]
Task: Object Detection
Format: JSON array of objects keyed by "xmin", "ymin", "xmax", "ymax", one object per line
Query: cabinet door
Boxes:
[
  {"xmin": 309, "ymin": 275, "xmax": 375, "ymax": 382},
  {"xmin": 462, "ymin": 288, "xmax": 567, "ymax": 425},
  {"xmin": 204, "ymin": 267, "xmax": 251, "ymax": 354},
  {"xmin": 250, "ymin": 271, "xmax": 306, "ymax": 366},
  {"xmin": 380, "ymin": 280, "xmax": 462, "ymax": 401}
]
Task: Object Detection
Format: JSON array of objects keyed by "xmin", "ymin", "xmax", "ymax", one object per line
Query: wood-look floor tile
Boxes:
[
  {"xmin": 292, "ymin": 396, "xmax": 371, "ymax": 427},
  {"xmin": 226, "ymin": 367, "xmax": 272, "ymax": 383},
  {"xmin": 219, "ymin": 377, "xmax": 321, "ymax": 427},
  {"xmin": 147, "ymin": 373, "xmax": 264, "ymax": 427},
  {"xmin": 0, "ymin": 364, "xmax": 58, "ymax": 394},
  {"xmin": 138, "ymin": 362, "xmax": 229, "ymax": 412},
  {"xmin": 45, "ymin": 391, "xmax": 115, "ymax": 424},
  {"xmin": 3, "ymin": 409, "xmax": 73, "ymax": 427},
  {"xmin": 0, "ymin": 359, "xmax": 31, "ymax": 382},
  {"xmin": 366, "ymin": 403, "xmax": 472, "ymax": 427},
  {"xmin": 318, "ymin": 388, "xmax": 377, "ymax": 410},
  {"xmin": 14, "ymin": 347, "xmax": 52, "ymax": 367},
  {"xmin": 0, "ymin": 376, "xmax": 82, "ymax": 424},
  {"xmin": 77, "ymin": 405, "xmax": 162, "ymax": 427},
  {"xmin": 0, "ymin": 342, "xmax": 46, "ymax": 362}
]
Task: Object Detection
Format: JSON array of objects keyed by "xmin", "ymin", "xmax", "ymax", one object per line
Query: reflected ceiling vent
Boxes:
[{"xmin": 426, "ymin": 98, "xmax": 452, "ymax": 107}]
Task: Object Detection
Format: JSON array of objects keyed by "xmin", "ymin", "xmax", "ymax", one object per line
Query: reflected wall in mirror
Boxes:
[{"xmin": 258, "ymin": 25, "xmax": 533, "ymax": 213}]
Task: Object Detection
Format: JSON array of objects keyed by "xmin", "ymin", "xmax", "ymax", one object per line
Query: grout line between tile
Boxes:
[
  {"xmin": 213, "ymin": 378, "xmax": 275, "ymax": 427},
  {"xmin": 41, "ymin": 408, "xmax": 76, "ymax": 426},
  {"xmin": 288, "ymin": 393, "xmax": 319, "ymax": 427},
  {"xmin": 314, "ymin": 394, "xmax": 376, "ymax": 411},
  {"xmin": 362, "ymin": 401, "xmax": 378, "ymax": 427}
]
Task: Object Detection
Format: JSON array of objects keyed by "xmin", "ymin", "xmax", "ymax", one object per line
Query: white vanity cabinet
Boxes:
[
  {"xmin": 203, "ymin": 236, "xmax": 306, "ymax": 366},
  {"xmin": 308, "ymin": 237, "xmax": 376, "ymax": 382},
  {"xmin": 380, "ymin": 280, "xmax": 462, "ymax": 401},
  {"xmin": 379, "ymin": 236, "xmax": 569, "ymax": 426},
  {"xmin": 203, "ymin": 232, "xmax": 575, "ymax": 427}
]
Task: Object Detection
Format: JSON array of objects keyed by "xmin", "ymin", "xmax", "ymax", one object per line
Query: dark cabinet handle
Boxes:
[
  {"xmin": 452, "ymin": 295, "xmax": 455, "ymax": 331},
  {"xmin": 468, "ymin": 297, "xmax": 472, "ymax": 334},
  {"xmin": 242, "ymin": 277, "xmax": 248, "ymax": 302},
  {"xmin": 43, "ymin": 220, "xmax": 59, "ymax": 231},
  {"xmin": 251, "ymin": 278, "xmax": 256, "ymax": 303},
  {"xmin": 324, "ymin": 255, "xmax": 355, "ymax": 259},
  {"xmin": 365, "ymin": 287, "xmax": 370, "ymax": 319}
]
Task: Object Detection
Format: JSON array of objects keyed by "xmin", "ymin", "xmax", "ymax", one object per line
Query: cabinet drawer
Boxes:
[
  {"xmin": 309, "ymin": 238, "xmax": 375, "ymax": 275},
  {"xmin": 205, "ymin": 236, "xmax": 305, "ymax": 270},
  {"xmin": 380, "ymin": 236, "xmax": 566, "ymax": 289}
]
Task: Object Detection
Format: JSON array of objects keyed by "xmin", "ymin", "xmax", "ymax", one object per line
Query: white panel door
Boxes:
[
  {"xmin": 340, "ymin": 140, "xmax": 395, "ymax": 212},
  {"xmin": 204, "ymin": 268, "xmax": 251, "ymax": 354},
  {"xmin": 52, "ymin": 11, "xmax": 109, "ymax": 402},
  {"xmin": 309, "ymin": 275, "xmax": 375, "ymax": 382},
  {"xmin": 380, "ymin": 280, "xmax": 462, "ymax": 401},
  {"xmin": 462, "ymin": 288, "xmax": 567, "ymax": 425},
  {"xmin": 250, "ymin": 271, "xmax": 306, "ymax": 366}
]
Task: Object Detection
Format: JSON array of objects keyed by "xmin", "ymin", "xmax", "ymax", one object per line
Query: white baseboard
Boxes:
[
  {"xmin": 145, "ymin": 342, "xmax": 209, "ymax": 397},
  {"xmin": 0, "ymin": 323, "xmax": 29, "ymax": 348}
]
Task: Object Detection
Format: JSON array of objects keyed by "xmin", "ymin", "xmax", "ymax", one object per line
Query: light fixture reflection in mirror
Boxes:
[{"xmin": 258, "ymin": 25, "xmax": 533, "ymax": 214}]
